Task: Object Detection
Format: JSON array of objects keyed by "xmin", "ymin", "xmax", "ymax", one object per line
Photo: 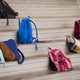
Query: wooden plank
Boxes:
[
  {"xmin": 0, "ymin": 67, "xmax": 80, "ymax": 80},
  {"xmin": 0, "ymin": 33, "xmax": 71, "ymax": 54},
  {"xmin": 0, "ymin": 28, "xmax": 74, "ymax": 56},
  {"xmin": 9, "ymin": 4, "xmax": 78, "ymax": 9},
  {"xmin": 0, "ymin": 17, "xmax": 78, "ymax": 31},
  {"xmin": 3, "ymin": 53, "xmax": 80, "ymax": 67},
  {"xmin": 5, "ymin": 0, "xmax": 77, "ymax": 6},
  {"xmin": 1, "ymin": 67, "xmax": 80, "ymax": 80},
  {"xmin": 47, "ymin": 74, "xmax": 80, "ymax": 80},
  {"xmin": 0, "ymin": 27, "xmax": 73, "ymax": 40},
  {"xmin": 77, "ymin": 0, "xmax": 80, "ymax": 5},
  {"xmin": 16, "ymin": 7, "xmax": 80, "ymax": 18},
  {"xmin": 0, "ymin": 0, "xmax": 79, "ymax": 80},
  {"xmin": 4, "ymin": 53, "xmax": 76, "ymax": 67},
  {"xmin": 0, "ymin": 67, "xmax": 49, "ymax": 79},
  {"xmin": 0, "ymin": 53, "xmax": 80, "ymax": 78},
  {"xmin": 0, "ymin": 31, "xmax": 72, "ymax": 38},
  {"xmin": 26, "ymin": 68, "xmax": 80, "ymax": 80},
  {"xmin": 0, "ymin": 4, "xmax": 78, "ymax": 18},
  {"xmin": 0, "ymin": 31, "xmax": 74, "ymax": 56},
  {"xmin": 8, "ymin": 2, "xmax": 78, "ymax": 10}
]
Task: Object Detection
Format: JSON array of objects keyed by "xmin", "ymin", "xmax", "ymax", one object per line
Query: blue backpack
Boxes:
[
  {"xmin": 17, "ymin": 16, "xmax": 54, "ymax": 51},
  {"xmin": 17, "ymin": 16, "xmax": 38, "ymax": 44},
  {"xmin": 4, "ymin": 39, "xmax": 25, "ymax": 64}
]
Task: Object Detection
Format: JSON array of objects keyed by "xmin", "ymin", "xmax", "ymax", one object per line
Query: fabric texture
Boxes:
[
  {"xmin": 48, "ymin": 48, "xmax": 72, "ymax": 72},
  {"xmin": 0, "ymin": 0, "xmax": 20, "ymax": 25},
  {"xmin": 74, "ymin": 20, "xmax": 80, "ymax": 39},
  {"xmin": 0, "ymin": 42, "xmax": 15, "ymax": 61},
  {"xmin": 66, "ymin": 35, "xmax": 80, "ymax": 53},
  {"xmin": 4, "ymin": 39, "xmax": 25, "ymax": 64},
  {"xmin": 0, "ymin": 49, "xmax": 5, "ymax": 63},
  {"xmin": 17, "ymin": 16, "xmax": 38, "ymax": 44}
]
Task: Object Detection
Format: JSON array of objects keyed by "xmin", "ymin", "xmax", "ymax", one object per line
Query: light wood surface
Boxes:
[{"xmin": 0, "ymin": 0, "xmax": 80, "ymax": 80}]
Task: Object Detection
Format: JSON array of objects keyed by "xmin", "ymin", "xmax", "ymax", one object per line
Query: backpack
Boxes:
[
  {"xmin": 0, "ymin": 49, "xmax": 5, "ymax": 63},
  {"xmin": 17, "ymin": 16, "xmax": 55, "ymax": 50},
  {"xmin": 17, "ymin": 16, "xmax": 38, "ymax": 44},
  {"xmin": 66, "ymin": 35, "xmax": 80, "ymax": 53},
  {"xmin": 0, "ymin": 39, "xmax": 25, "ymax": 64},
  {"xmin": 48, "ymin": 47, "xmax": 72, "ymax": 72},
  {"xmin": 4, "ymin": 39, "xmax": 25, "ymax": 64},
  {"xmin": 0, "ymin": 0, "xmax": 20, "ymax": 25},
  {"xmin": 0, "ymin": 42, "xmax": 15, "ymax": 61},
  {"xmin": 74, "ymin": 19, "xmax": 80, "ymax": 39}
]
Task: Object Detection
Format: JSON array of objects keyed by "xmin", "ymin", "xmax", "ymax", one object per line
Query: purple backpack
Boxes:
[{"xmin": 48, "ymin": 48, "xmax": 72, "ymax": 72}]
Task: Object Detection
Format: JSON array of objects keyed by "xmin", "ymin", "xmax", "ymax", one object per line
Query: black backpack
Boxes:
[{"xmin": 0, "ymin": 0, "xmax": 20, "ymax": 25}]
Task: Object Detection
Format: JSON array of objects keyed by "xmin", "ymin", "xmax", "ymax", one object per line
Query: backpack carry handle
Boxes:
[
  {"xmin": 66, "ymin": 35, "xmax": 75, "ymax": 44},
  {"xmin": 48, "ymin": 47, "xmax": 52, "ymax": 50},
  {"xmin": 29, "ymin": 19, "xmax": 39, "ymax": 50},
  {"xmin": 16, "ymin": 16, "xmax": 20, "ymax": 27}
]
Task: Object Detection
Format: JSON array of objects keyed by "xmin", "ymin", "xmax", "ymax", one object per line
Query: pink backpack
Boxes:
[
  {"xmin": 74, "ymin": 20, "xmax": 80, "ymax": 39},
  {"xmin": 48, "ymin": 48, "xmax": 72, "ymax": 72}
]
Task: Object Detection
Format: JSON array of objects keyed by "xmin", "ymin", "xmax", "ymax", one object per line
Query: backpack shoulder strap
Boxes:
[
  {"xmin": 17, "ymin": 48, "xmax": 25, "ymax": 64},
  {"xmin": 28, "ymin": 16, "xmax": 38, "ymax": 42}
]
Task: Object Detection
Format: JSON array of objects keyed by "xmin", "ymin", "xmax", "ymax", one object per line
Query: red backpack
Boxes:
[
  {"xmin": 74, "ymin": 20, "xmax": 80, "ymax": 39},
  {"xmin": 48, "ymin": 48, "xmax": 72, "ymax": 72}
]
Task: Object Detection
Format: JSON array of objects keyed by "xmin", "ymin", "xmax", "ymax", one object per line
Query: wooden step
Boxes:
[
  {"xmin": 0, "ymin": 36, "xmax": 73, "ymax": 57},
  {"xmin": 8, "ymin": 1, "xmax": 78, "ymax": 9},
  {"xmin": 6, "ymin": 0, "xmax": 77, "ymax": 6},
  {"xmin": 0, "ymin": 28, "xmax": 73, "ymax": 41},
  {"xmin": 2, "ymin": 68, "xmax": 80, "ymax": 80},
  {"xmin": 3, "ymin": 0, "xmax": 79, "ymax": 19},
  {"xmin": 0, "ymin": 27, "xmax": 73, "ymax": 56},
  {"xmin": 0, "ymin": 0, "xmax": 79, "ymax": 79},
  {"xmin": 77, "ymin": 0, "xmax": 80, "ymax": 5},
  {"xmin": 0, "ymin": 29, "xmax": 72, "ymax": 42},
  {"xmin": 0, "ymin": 17, "xmax": 79, "ymax": 31},
  {"xmin": 0, "ymin": 4, "xmax": 79, "ymax": 18},
  {"xmin": 23, "ymin": 66, "xmax": 80, "ymax": 80},
  {"xmin": 1, "ymin": 68, "xmax": 80, "ymax": 80},
  {"xmin": 0, "ymin": 53, "xmax": 80, "ymax": 78},
  {"xmin": 16, "ymin": 6, "xmax": 80, "ymax": 18}
]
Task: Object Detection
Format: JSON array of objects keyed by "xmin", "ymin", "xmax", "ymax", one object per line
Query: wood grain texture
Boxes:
[
  {"xmin": 0, "ymin": 0, "xmax": 80, "ymax": 80},
  {"xmin": 0, "ymin": 17, "xmax": 78, "ymax": 29},
  {"xmin": 5, "ymin": 0, "xmax": 77, "ymax": 6},
  {"xmin": 0, "ymin": 53, "xmax": 80, "ymax": 79}
]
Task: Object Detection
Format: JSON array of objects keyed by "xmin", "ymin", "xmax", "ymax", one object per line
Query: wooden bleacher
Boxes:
[{"xmin": 0, "ymin": 0, "xmax": 80, "ymax": 80}]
